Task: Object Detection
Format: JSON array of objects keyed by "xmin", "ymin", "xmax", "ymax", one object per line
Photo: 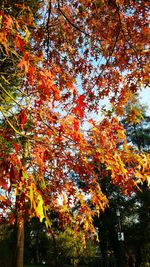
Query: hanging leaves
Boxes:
[
  {"xmin": 19, "ymin": 109, "xmax": 27, "ymax": 130},
  {"xmin": 73, "ymin": 95, "xmax": 87, "ymax": 118},
  {"xmin": 0, "ymin": 0, "xmax": 149, "ymax": 239}
]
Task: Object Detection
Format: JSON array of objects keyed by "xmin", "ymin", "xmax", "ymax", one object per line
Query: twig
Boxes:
[
  {"xmin": 46, "ymin": 0, "xmax": 52, "ymax": 59},
  {"xmin": 0, "ymin": 83, "xmax": 24, "ymax": 108},
  {"xmin": 57, "ymin": 0, "xmax": 86, "ymax": 35}
]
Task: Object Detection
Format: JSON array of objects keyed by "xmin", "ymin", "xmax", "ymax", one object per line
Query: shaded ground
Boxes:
[{"xmin": 24, "ymin": 265, "xmax": 49, "ymax": 267}]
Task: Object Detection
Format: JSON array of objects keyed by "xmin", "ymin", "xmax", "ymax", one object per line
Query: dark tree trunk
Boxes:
[
  {"xmin": 13, "ymin": 216, "xmax": 25, "ymax": 267},
  {"xmin": 12, "ymin": 137, "xmax": 27, "ymax": 267}
]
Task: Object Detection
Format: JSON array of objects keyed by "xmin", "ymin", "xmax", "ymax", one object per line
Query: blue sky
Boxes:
[{"xmin": 139, "ymin": 88, "xmax": 150, "ymax": 115}]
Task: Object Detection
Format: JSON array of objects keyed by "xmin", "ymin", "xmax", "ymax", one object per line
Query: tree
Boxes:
[
  {"xmin": 93, "ymin": 103, "xmax": 150, "ymax": 266},
  {"xmin": 122, "ymin": 106, "xmax": 150, "ymax": 266},
  {"xmin": 0, "ymin": 223, "xmax": 15, "ymax": 267},
  {"xmin": 24, "ymin": 218, "xmax": 50, "ymax": 265},
  {"xmin": 54, "ymin": 227, "xmax": 97, "ymax": 267},
  {"xmin": 92, "ymin": 166, "xmax": 127, "ymax": 265},
  {"xmin": 122, "ymin": 96, "xmax": 150, "ymax": 152},
  {"xmin": 0, "ymin": 1, "xmax": 150, "ymax": 267}
]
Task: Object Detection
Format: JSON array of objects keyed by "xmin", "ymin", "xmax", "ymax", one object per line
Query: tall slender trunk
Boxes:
[
  {"xmin": 51, "ymin": 230, "xmax": 59, "ymax": 267},
  {"xmin": 12, "ymin": 136, "xmax": 28, "ymax": 267},
  {"xmin": 13, "ymin": 216, "xmax": 25, "ymax": 267}
]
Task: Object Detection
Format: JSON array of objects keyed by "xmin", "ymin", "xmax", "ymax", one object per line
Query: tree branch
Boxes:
[
  {"xmin": 57, "ymin": 0, "xmax": 86, "ymax": 35},
  {"xmin": 0, "ymin": 83, "xmax": 24, "ymax": 108},
  {"xmin": 46, "ymin": 0, "xmax": 52, "ymax": 59}
]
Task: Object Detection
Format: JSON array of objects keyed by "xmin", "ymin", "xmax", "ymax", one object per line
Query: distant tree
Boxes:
[
  {"xmin": 122, "ymin": 97, "xmax": 150, "ymax": 152},
  {"xmin": 0, "ymin": 223, "xmax": 15, "ymax": 267},
  {"xmin": 123, "ymin": 105, "xmax": 150, "ymax": 266},
  {"xmin": 94, "ymin": 102, "xmax": 150, "ymax": 266},
  {"xmin": 24, "ymin": 218, "xmax": 50, "ymax": 265}
]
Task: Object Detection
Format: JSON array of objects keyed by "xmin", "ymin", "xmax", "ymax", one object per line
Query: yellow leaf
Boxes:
[
  {"xmin": 96, "ymin": 148, "xmax": 101, "ymax": 153},
  {"xmin": 36, "ymin": 194, "xmax": 45, "ymax": 222},
  {"xmin": 24, "ymin": 25, "xmax": 30, "ymax": 43},
  {"xmin": 29, "ymin": 185, "xmax": 33, "ymax": 208},
  {"xmin": 84, "ymin": 220, "xmax": 89, "ymax": 231},
  {"xmin": 83, "ymin": 156, "xmax": 88, "ymax": 164},
  {"xmin": 45, "ymin": 215, "xmax": 52, "ymax": 228}
]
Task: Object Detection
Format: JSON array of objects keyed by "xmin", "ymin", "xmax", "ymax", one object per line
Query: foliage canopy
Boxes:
[{"xmin": 0, "ymin": 0, "xmax": 149, "ymax": 240}]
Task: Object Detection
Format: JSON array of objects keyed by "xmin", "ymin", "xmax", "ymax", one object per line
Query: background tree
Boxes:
[
  {"xmin": 93, "ymin": 102, "xmax": 150, "ymax": 266},
  {"xmin": 24, "ymin": 218, "xmax": 50, "ymax": 265},
  {"xmin": 123, "ymin": 102, "xmax": 150, "ymax": 266}
]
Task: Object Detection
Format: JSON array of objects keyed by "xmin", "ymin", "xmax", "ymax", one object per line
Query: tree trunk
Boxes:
[
  {"xmin": 12, "ymin": 136, "xmax": 28, "ymax": 267},
  {"xmin": 13, "ymin": 216, "xmax": 25, "ymax": 267}
]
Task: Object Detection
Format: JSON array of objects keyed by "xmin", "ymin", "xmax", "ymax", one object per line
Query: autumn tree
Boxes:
[
  {"xmin": 0, "ymin": 1, "xmax": 150, "ymax": 267},
  {"xmin": 122, "ymin": 98, "xmax": 150, "ymax": 152},
  {"xmin": 93, "ymin": 102, "xmax": 150, "ymax": 266},
  {"xmin": 122, "ymin": 105, "xmax": 150, "ymax": 266}
]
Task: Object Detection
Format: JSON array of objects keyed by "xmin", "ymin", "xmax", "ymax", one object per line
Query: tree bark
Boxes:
[
  {"xmin": 12, "ymin": 136, "xmax": 27, "ymax": 267},
  {"xmin": 13, "ymin": 216, "xmax": 25, "ymax": 267}
]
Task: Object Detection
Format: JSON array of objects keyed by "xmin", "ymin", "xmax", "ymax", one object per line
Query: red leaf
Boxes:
[
  {"xmin": 4, "ymin": 15, "xmax": 13, "ymax": 29},
  {"xmin": 14, "ymin": 143, "xmax": 19, "ymax": 153},
  {"xmin": 73, "ymin": 94, "xmax": 86, "ymax": 118},
  {"xmin": 0, "ymin": 177, "xmax": 9, "ymax": 190},
  {"xmin": 15, "ymin": 35, "xmax": 25, "ymax": 52},
  {"xmin": 74, "ymin": 119, "xmax": 79, "ymax": 131},
  {"xmin": 28, "ymin": 66, "xmax": 36, "ymax": 85},
  {"xmin": 20, "ymin": 109, "xmax": 27, "ymax": 129}
]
